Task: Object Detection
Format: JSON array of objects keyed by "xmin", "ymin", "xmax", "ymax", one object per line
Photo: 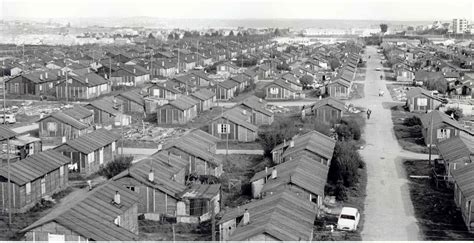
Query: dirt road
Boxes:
[{"xmin": 353, "ymin": 46, "xmax": 421, "ymax": 240}]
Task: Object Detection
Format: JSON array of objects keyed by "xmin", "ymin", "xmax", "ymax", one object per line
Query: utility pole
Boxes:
[
  {"xmin": 2, "ymin": 71, "xmax": 12, "ymax": 225},
  {"xmin": 65, "ymin": 68, "xmax": 68, "ymax": 104},
  {"xmin": 211, "ymin": 198, "xmax": 216, "ymax": 241},
  {"xmin": 121, "ymin": 117, "xmax": 124, "ymax": 156},
  {"xmin": 172, "ymin": 223, "xmax": 176, "ymax": 243},
  {"xmin": 428, "ymin": 111, "xmax": 434, "ymax": 166}
]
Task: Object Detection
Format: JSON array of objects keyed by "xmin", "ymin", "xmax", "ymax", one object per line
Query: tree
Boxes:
[
  {"xmin": 257, "ymin": 118, "xmax": 299, "ymax": 158},
  {"xmin": 445, "ymin": 107, "xmax": 463, "ymax": 121},
  {"xmin": 229, "ymin": 30, "xmax": 235, "ymax": 37},
  {"xmin": 328, "ymin": 58, "xmax": 341, "ymax": 71},
  {"xmin": 183, "ymin": 31, "xmax": 193, "ymax": 38},
  {"xmin": 274, "ymin": 28, "xmax": 282, "ymax": 36},
  {"xmin": 407, "ymin": 26, "xmax": 414, "ymax": 31},
  {"xmin": 299, "ymin": 75, "xmax": 314, "ymax": 89},
  {"xmin": 98, "ymin": 156, "xmax": 133, "ymax": 179},
  {"xmin": 328, "ymin": 141, "xmax": 365, "ymax": 188},
  {"xmin": 380, "ymin": 24, "xmax": 388, "ymax": 35}
]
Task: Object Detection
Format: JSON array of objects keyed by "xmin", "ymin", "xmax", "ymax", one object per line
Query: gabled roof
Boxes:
[
  {"xmin": 251, "ymin": 155, "xmax": 328, "ymax": 197},
  {"xmin": 62, "ymin": 106, "xmax": 93, "ymax": 121},
  {"xmin": 405, "ymin": 87, "xmax": 444, "ymax": 102},
  {"xmin": 0, "ymin": 126, "xmax": 17, "ymax": 141},
  {"xmin": 272, "ymin": 130, "xmax": 336, "ymax": 162},
  {"xmin": 148, "ymin": 83, "xmax": 181, "ymax": 94},
  {"xmin": 216, "ymin": 107, "xmax": 258, "ymax": 132},
  {"xmin": 310, "ymin": 97, "xmax": 346, "ymax": 111},
  {"xmin": 39, "ymin": 112, "xmax": 89, "ymax": 130},
  {"xmin": 163, "ymin": 130, "xmax": 222, "ymax": 166},
  {"xmin": 85, "ymin": 98, "xmax": 119, "ymax": 116},
  {"xmin": 218, "ymin": 79, "xmax": 239, "ymax": 89},
  {"xmin": 113, "ymin": 151, "xmax": 187, "ymax": 198},
  {"xmin": 190, "ymin": 89, "xmax": 215, "ymax": 101},
  {"xmin": 328, "ymin": 78, "xmax": 351, "ymax": 88},
  {"xmin": 69, "ymin": 70, "xmax": 109, "ymax": 87},
  {"xmin": 437, "ymin": 132, "xmax": 474, "ymax": 164},
  {"xmin": 0, "ymin": 150, "xmax": 70, "ymax": 185},
  {"xmin": 421, "ymin": 111, "xmax": 472, "ymax": 135},
  {"xmin": 267, "ymin": 79, "xmax": 297, "ymax": 93},
  {"xmin": 21, "ymin": 181, "xmax": 139, "ymax": 241},
  {"xmin": 452, "ymin": 163, "xmax": 474, "ymax": 201},
  {"xmin": 55, "ymin": 129, "xmax": 120, "ymax": 154},
  {"xmin": 239, "ymin": 95, "xmax": 273, "ymax": 117},
  {"xmin": 168, "ymin": 95, "xmax": 199, "ymax": 111},
  {"xmin": 116, "ymin": 90, "xmax": 145, "ymax": 106},
  {"xmin": 218, "ymin": 190, "xmax": 317, "ymax": 241}
]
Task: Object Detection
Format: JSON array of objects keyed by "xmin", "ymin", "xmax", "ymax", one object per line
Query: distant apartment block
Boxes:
[{"xmin": 452, "ymin": 19, "xmax": 469, "ymax": 34}]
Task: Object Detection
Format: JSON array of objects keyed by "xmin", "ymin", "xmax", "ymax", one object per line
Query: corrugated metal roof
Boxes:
[
  {"xmin": 452, "ymin": 163, "xmax": 474, "ymax": 201},
  {"xmin": 239, "ymin": 95, "xmax": 273, "ymax": 117},
  {"xmin": 216, "ymin": 108, "xmax": 258, "ymax": 132},
  {"xmin": 40, "ymin": 112, "xmax": 89, "ymax": 130},
  {"xmin": 311, "ymin": 97, "xmax": 346, "ymax": 111},
  {"xmin": 116, "ymin": 90, "xmax": 145, "ymax": 106},
  {"xmin": 21, "ymin": 181, "xmax": 139, "ymax": 241},
  {"xmin": 219, "ymin": 190, "xmax": 317, "ymax": 241},
  {"xmin": 251, "ymin": 155, "xmax": 328, "ymax": 197},
  {"xmin": 437, "ymin": 132, "xmax": 474, "ymax": 163},
  {"xmin": 56, "ymin": 129, "xmax": 120, "ymax": 154},
  {"xmin": 85, "ymin": 98, "xmax": 119, "ymax": 116},
  {"xmin": 168, "ymin": 95, "xmax": 199, "ymax": 110},
  {"xmin": 0, "ymin": 126, "xmax": 17, "ymax": 141},
  {"xmin": 113, "ymin": 151, "xmax": 187, "ymax": 198},
  {"xmin": 163, "ymin": 131, "xmax": 222, "ymax": 166},
  {"xmin": 282, "ymin": 130, "xmax": 336, "ymax": 162},
  {"xmin": 62, "ymin": 106, "xmax": 93, "ymax": 120},
  {"xmin": 0, "ymin": 150, "xmax": 70, "ymax": 185},
  {"xmin": 190, "ymin": 89, "xmax": 215, "ymax": 101},
  {"xmin": 421, "ymin": 111, "xmax": 473, "ymax": 135}
]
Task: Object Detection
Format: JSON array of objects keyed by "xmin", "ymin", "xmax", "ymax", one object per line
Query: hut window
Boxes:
[
  {"xmin": 88, "ymin": 152, "xmax": 95, "ymax": 163},
  {"xmin": 26, "ymin": 182, "xmax": 31, "ymax": 195},
  {"xmin": 47, "ymin": 122, "xmax": 57, "ymax": 132}
]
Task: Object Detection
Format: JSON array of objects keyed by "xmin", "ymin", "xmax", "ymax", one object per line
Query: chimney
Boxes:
[
  {"xmin": 61, "ymin": 136, "xmax": 66, "ymax": 143},
  {"xmin": 87, "ymin": 68, "xmax": 91, "ymax": 73},
  {"xmin": 243, "ymin": 209, "xmax": 250, "ymax": 225},
  {"xmin": 162, "ymin": 61, "xmax": 164, "ymax": 66},
  {"xmin": 45, "ymin": 72, "xmax": 48, "ymax": 79},
  {"xmin": 114, "ymin": 191, "xmax": 121, "ymax": 204},
  {"xmin": 133, "ymin": 68, "xmax": 136, "ymax": 74},
  {"xmin": 271, "ymin": 167, "xmax": 277, "ymax": 179},
  {"xmin": 148, "ymin": 169, "xmax": 154, "ymax": 182},
  {"xmin": 85, "ymin": 77, "xmax": 89, "ymax": 83},
  {"xmin": 172, "ymin": 174, "xmax": 176, "ymax": 181},
  {"xmin": 157, "ymin": 144, "xmax": 162, "ymax": 151},
  {"xmin": 242, "ymin": 110, "xmax": 247, "ymax": 115},
  {"xmin": 265, "ymin": 166, "xmax": 268, "ymax": 174},
  {"xmin": 259, "ymin": 98, "xmax": 263, "ymax": 103},
  {"xmin": 40, "ymin": 74, "xmax": 43, "ymax": 80},
  {"xmin": 58, "ymin": 70, "xmax": 61, "ymax": 76},
  {"xmin": 39, "ymin": 113, "xmax": 44, "ymax": 119},
  {"xmin": 290, "ymin": 140, "xmax": 294, "ymax": 148}
]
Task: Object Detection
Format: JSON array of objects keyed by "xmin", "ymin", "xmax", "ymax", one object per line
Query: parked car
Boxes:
[
  {"xmin": 337, "ymin": 207, "xmax": 360, "ymax": 231},
  {"xmin": 375, "ymin": 67, "xmax": 381, "ymax": 71},
  {"xmin": 0, "ymin": 113, "xmax": 16, "ymax": 124}
]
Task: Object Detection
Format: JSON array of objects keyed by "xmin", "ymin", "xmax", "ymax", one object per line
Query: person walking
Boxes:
[{"xmin": 367, "ymin": 109, "xmax": 372, "ymax": 119}]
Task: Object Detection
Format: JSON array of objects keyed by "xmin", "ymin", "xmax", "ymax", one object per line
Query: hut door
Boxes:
[
  {"xmin": 41, "ymin": 178, "xmax": 46, "ymax": 195},
  {"xmin": 99, "ymin": 148, "xmax": 104, "ymax": 164}
]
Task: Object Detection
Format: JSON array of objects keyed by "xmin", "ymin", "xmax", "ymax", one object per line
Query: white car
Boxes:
[
  {"xmin": 337, "ymin": 207, "xmax": 360, "ymax": 231},
  {"xmin": 375, "ymin": 67, "xmax": 381, "ymax": 71}
]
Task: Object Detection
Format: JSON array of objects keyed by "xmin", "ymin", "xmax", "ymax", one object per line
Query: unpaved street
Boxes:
[{"xmin": 353, "ymin": 46, "xmax": 421, "ymax": 240}]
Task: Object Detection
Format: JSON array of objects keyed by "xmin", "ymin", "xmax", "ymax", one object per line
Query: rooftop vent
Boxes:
[
  {"xmin": 148, "ymin": 169, "xmax": 154, "ymax": 182},
  {"xmin": 114, "ymin": 191, "xmax": 121, "ymax": 205}
]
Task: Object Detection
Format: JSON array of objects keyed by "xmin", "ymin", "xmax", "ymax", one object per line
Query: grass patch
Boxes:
[
  {"xmin": 391, "ymin": 105, "xmax": 433, "ymax": 154},
  {"xmin": 220, "ymin": 154, "xmax": 268, "ymax": 208},
  {"xmin": 139, "ymin": 220, "xmax": 211, "ymax": 241},
  {"xmin": 403, "ymin": 160, "xmax": 474, "ymax": 240},
  {"xmin": 350, "ymin": 83, "xmax": 365, "ymax": 100}
]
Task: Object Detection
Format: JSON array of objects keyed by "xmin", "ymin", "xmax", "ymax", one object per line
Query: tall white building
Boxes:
[{"xmin": 452, "ymin": 19, "xmax": 469, "ymax": 34}]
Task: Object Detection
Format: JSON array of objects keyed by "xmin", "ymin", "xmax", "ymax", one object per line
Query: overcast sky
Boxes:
[{"xmin": 1, "ymin": 0, "xmax": 473, "ymax": 21}]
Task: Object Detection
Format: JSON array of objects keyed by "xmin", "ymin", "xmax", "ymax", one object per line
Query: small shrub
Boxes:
[
  {"xmin": 335, "ymin": 118, "xmax": 361, "ymax": 141},
  {"xmin": 98, "ymin": 155, "xmax": 133, "ymax": 179},
  {"xmin": 328, "ymin": 141, "xmax": 364, "ymax": 188},
  {"xmin": 404, "ymin": 116, "xmax": 422, "ymax": 126}
]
